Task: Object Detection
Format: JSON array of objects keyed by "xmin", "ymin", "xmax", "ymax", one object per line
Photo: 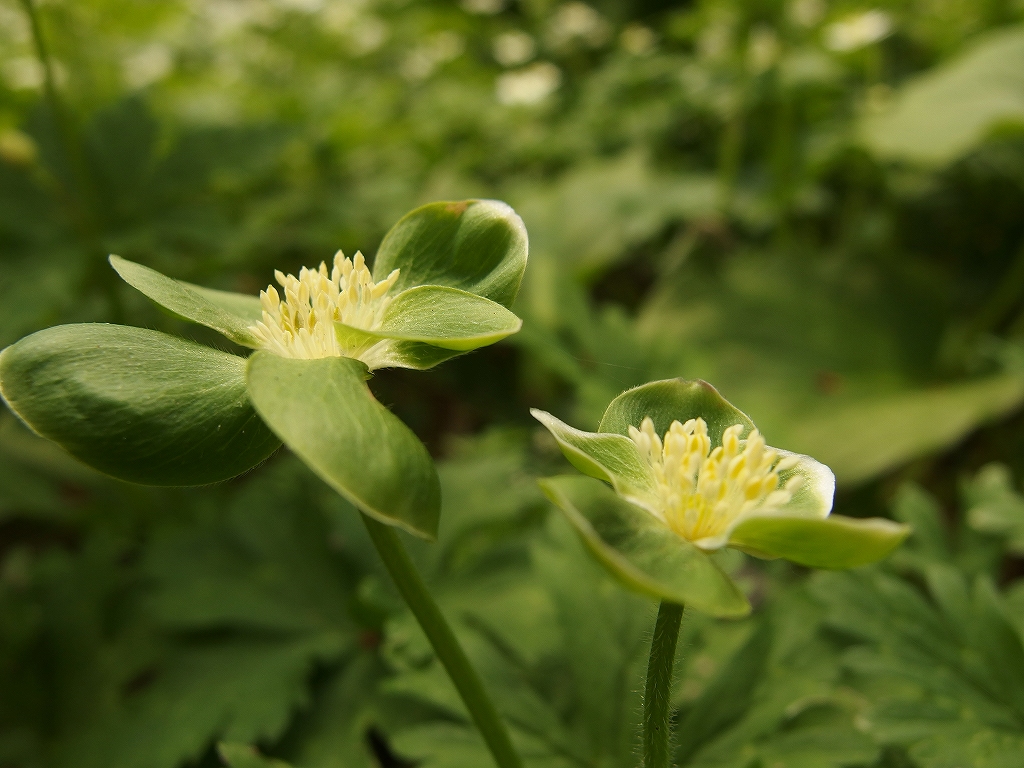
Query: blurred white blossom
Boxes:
[
  {"xmin": 461, "ymin": 0, "xmax": 505, "ymax": 15},
  {"xmin": 825, "ymin": 10, "xmax": 893, "ymax": 52},
  {"xmin": 788, "ymin": 0, "xmax": 825, "ymax": 28},
  {"xmin": 747, "ymin": 25, "xmax": 780, "ymax": 73},
  {"xmin": 547, "ymin": 2, "xmax": 610, "ymax": 49},
  {"xmin": 401, "ymin": 31, "xmax": 465, "ymax": 80},
  {"xmin": 123, "ymin": 44, "xmax": 174, "ymax": 89},
  {"xmin": 2, "ymin": 57, "xmax": 43, "ymax": 90},
  {"xmin": 493, "ymin": 31, "xmax": 536, "ymax": 66},
  {"xmin": 620, "ymin": 23, "xmax": 656, "ymax": 55},
  {"xmin": 496, "ymin": 62, "xmax": 561, "ymax": 105}
]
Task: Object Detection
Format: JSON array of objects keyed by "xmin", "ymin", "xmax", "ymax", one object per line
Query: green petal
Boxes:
[
  {"xmin": 598, "ymin": 379, "xmax": 756, "ymax": 444},
  {"xmin": 245, "ymin": 352, "xmax": 440, "ymax": 539},
  {"xmin": 110, "ymin": 255, "xmax": 262, "ymax": 346},
  {"xmin": 340, "ymin": 285, "xmax": 522, "ymax": 351},
  {"xmin": 0, "ymin": 324, "xmax": 280, "ymax": 485},
  {"xmin": 530, "ymin": 408, "xmax": 658, "ymax": 509},
  {"xmin": 539, "ymin": 475, "xmax": 751, "ymax": 618},
  {"xmin": 728, "ymin": 514, "xmax": 910, "ymax": 568},
  {"xmin": 372, "ymin": 200, "xmax": 528, "ymax": 309}
]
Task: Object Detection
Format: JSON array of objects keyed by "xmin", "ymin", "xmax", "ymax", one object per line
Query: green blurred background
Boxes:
[{"xmin": 4, "ymin": 0, "xmax": 1024, "ymax": 766}]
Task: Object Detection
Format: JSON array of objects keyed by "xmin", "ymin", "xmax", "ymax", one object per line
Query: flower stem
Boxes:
[
  {"xmin": 361, "ymin": 513, "xmax": 523, "ymax": 768},
  {"xmin": 643, "ymin": 600, "xmax": 684, "ymax": 768}
]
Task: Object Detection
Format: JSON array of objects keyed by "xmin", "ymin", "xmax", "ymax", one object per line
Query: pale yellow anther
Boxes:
[
  {"xmin": 249, "ymin": 250, "xmax": 401, "ymax": 363},
  {"xmin": 629, "ymin": 417, "xmax": 799, "ymax": 548}
]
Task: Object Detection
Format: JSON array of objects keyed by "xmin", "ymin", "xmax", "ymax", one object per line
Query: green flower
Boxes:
[
  {"xmin": 0, "ymin": 200, "xmax": 527, "ymax": 540},
  {"xmin": 532, "ymin": 379, "xmax": 910, "ymax": 617}
]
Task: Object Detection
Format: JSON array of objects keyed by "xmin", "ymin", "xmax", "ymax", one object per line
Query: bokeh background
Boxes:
[{"xmin": 4, "ymin": 0, "xmax": 1024, "ymax": 766}]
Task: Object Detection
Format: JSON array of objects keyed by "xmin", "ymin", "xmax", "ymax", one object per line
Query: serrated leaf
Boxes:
[
  {"xmin": 598, "ymin": 379, "xmax": 756, "ymax": 444},
  {"xmin": 0, "ymin": 324, "xmax": 280, "ymax": 485},
  {"xmin": 964, "ymin": 464, "xmax": 1024, "ymax": 554},
  {"xmin": 245, "ymin": 352, "xmax": 440, "ymax": 539},
  {"xmin": 110, "ymin": 256, "xmax": 262, "ymax": 346},
  {"xmin": 538, "ymin": 475, "xmax": 750, "ymax": 617},
  {"xmin": 728, "ymin": 514, "xmax": 909, "ymax": 568},
  {"xmin": 337, "ymin": 285, "xmax": 521, "ymax": 351},
  {"xmin": 373, "ymin": 200, "xmax": 528, "ymax": 309}
]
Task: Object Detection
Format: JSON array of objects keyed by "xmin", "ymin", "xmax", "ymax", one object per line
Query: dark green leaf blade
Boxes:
[
  {"xmin": 372, "ymin": 200, "xmax": 528, "ymax": 309},
  {"xmin": 0, "ymin": 324, "xmax": 280, "ymax": 485},
  {"xmin": 728, "ymin": 514, "xmax": 909, "ymax": 568},
  {"xmin": 245, "ymin": 352, "xmax": 440, "ymax": 539},
  {"xmin": 598, "ymin": 379, "xmax": 756, "ymax": 444},
  {"xmin": 110, "ymin": 255, "xmax": 261, "ymax": 346},
  {"xmin": 538, "ymin": 475, "xmax": 750, "ymax": 617}
]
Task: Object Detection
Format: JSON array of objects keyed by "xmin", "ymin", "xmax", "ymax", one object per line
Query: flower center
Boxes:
[
  {"xmin": 250, "ymin": 251, "xmax": 400, "ymax": 361},
  {"xmin": 628, "ymin": 416, "xmax": 800, "ymax": 547}
]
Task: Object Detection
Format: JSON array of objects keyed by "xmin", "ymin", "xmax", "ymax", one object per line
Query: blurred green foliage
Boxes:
[{"xmin": 4, "ymin": 0, "xmax": 1024, "ymax": 765}]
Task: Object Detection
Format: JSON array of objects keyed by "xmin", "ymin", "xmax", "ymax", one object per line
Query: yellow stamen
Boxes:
[
  {"xmin": 250, "ymin": 251, "xmax": 400, "ymax": 361},
  {"xmin": 628, "ymin": 417, "xmax": 800, "ymax": 548}
]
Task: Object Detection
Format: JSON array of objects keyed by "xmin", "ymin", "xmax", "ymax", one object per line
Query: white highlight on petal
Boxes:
[
  {"xmin": 628, "ymin": 417, "xmax": 801, "ymax": 549},
  {"xmin": 250, "ymin": 251, "xmax": 399, "ymax": 362}
]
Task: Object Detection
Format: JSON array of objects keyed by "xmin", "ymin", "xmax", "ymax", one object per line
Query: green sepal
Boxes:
[
  {"xmin": 373, "ymin": 200, "xmax": 528, "ymax": 309},
  {"xmin": 337, "ymin": 285, "xmax": 522, "ymax": 351},
  {"xmin": 599, "ymin": 378, "xmax": 755, "ymax": 443},
  {"xmin": 728, "ymin": 514, "xmax": 911, "ymax": 568},
  {"xmin": 245, "ymin": 352, "xmax": 440, "ymax": 539},
  {"xmin": 110, "ymin": 255, "xmax": 262, "ymax": 346},
  {"xmin": 0, "ymin": 324, "xmax": 280, "ymax": 485},
  {"xmin": 539, "ymin": 475, "xmax": 751, "ymax": 618},
  {"xmin": 531, "ymin": 408, "xmax": 658, "ymax": 510}
]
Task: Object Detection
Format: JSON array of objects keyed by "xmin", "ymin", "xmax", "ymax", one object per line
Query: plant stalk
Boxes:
[
  {"xmin": 643, "ymin": 600, "xmax": 684, "ymax": 768},
  {"xmin": 361, "ymin": 513, "xmax": 523, "ymax": 768}
]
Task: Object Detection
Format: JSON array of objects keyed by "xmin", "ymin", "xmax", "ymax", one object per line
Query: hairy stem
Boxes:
[
  {"xmin": 361, "ymin": 513, "xmax": 523, "ymax": 768},
  {"xmin": 644, "ymin": 600, "xmax": 684, "ymax": 768}
]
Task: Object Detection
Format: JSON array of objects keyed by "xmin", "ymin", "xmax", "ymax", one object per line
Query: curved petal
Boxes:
[
  {"xmin": 598, "ymin": 378, "xmax": 756, "ymax": 444},
  {"xmin": 530, "ymin": 408, "xmax": 659, "ymax": 511},
  {"xmin": 245, "ymin": 352, "xmax": 440, "ymax": 539},
  {"xmin": 110, "ymin": 255, "xmax": 261, "ymax": 347},
  {"xmin": 776, "ymin": 448, "xmax": 836, "ymax": 518},
  {"xmin": 336, "ymin": 285, "xmax": 522, "ymax": 353},
  {"xmin": 0, "ymin": 324, "xmax": 280, "ymax": 485},
  {"xmin": 728, "ymin": 514, "xmax": 910, "ymax": 568},
  {"xmin": 372, "ymin": 200, "xmax": 528, "ymax": 309},
  {"xmin": 539, "ymin": 475, "xmax": 750, "ymax": 617}
]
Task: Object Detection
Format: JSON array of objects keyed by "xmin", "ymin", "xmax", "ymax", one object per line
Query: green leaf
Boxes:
[
  {"xmin": 780, "ymin": 375, "xmax": 1024, "ymax": 486},
  {"xmin": 538, "ymin": 475, "xmax": 750, "ymax": 618},
  {"xmin": 861, "ymin": 25, "xmax": 1024, "ymax": 166},
  {"xmin": 598, "ymin": 379, "xmax": 756, "ymax": 444},
  {"xmin": 372, "ymin": 200, "xmax": 528, "ymax": 309},
  {"xmin": 728, "ymin": 514, "xmax": 910, "ymax": 568},
  {"xmin": 337, "ymin": 285, "xmax": 521, "ymax": 351},
  {"xmin": 530, "ymin": 408, "xmax": 657, "ymax": 506},
  {"xmin": 965, "ymin": 464, "xmax": 1024, "ymax": 555},
  {"xmin": 109, "ymin": 255, "xmax": 262, "ymax": 346},
  {"xmin": 245, "ymin": 352, "xmax": 440, "ymax": 539},
  {"xmin": 218, "ymin": 743, "xmax": 293, "ymax": 768},
  {"xmin": 0, "ymin": 324, "xmax": 281, "ymax": 485}
]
